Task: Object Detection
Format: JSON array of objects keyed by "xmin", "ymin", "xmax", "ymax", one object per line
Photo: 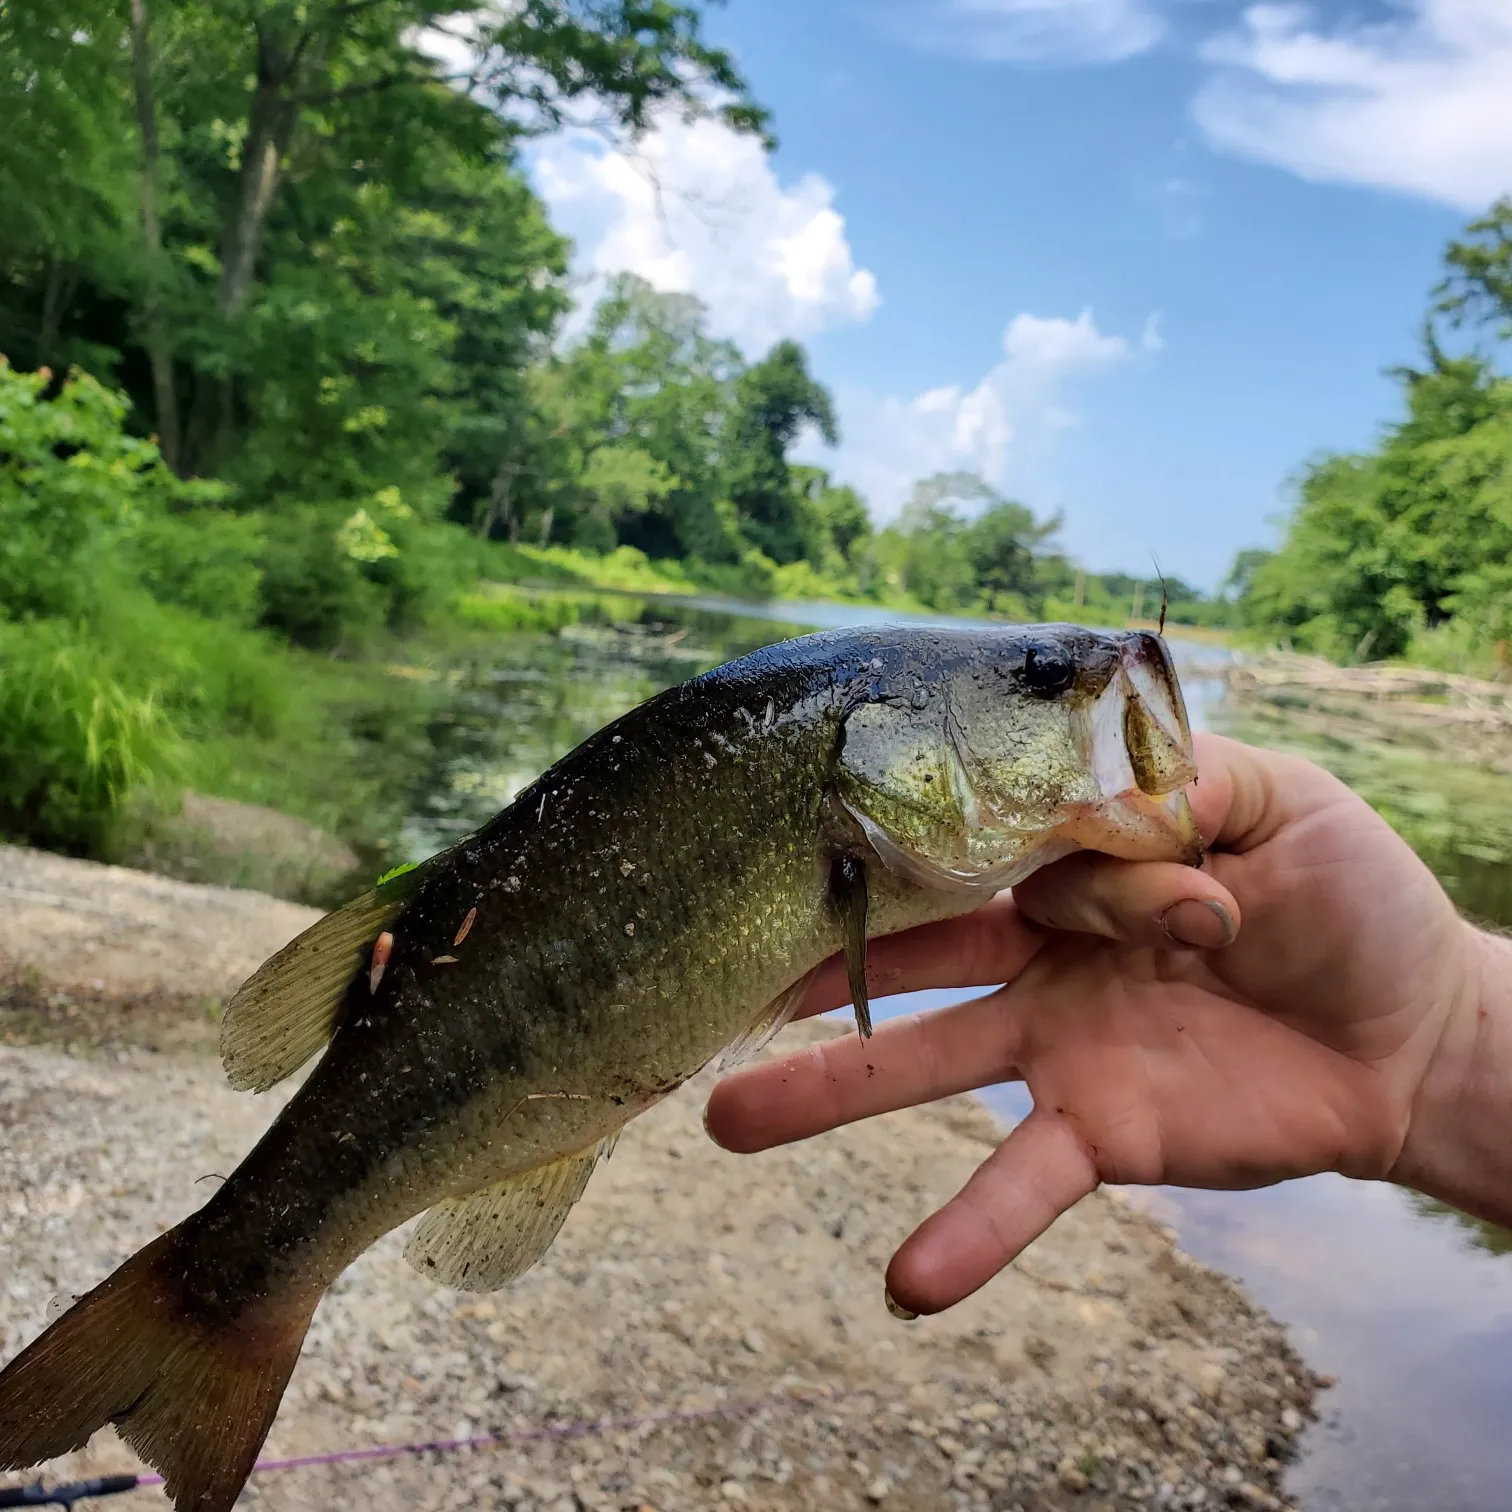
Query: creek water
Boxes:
[{"xmin": 396, "ymin": 589, "xmax": 1512, "ymax": 1512}]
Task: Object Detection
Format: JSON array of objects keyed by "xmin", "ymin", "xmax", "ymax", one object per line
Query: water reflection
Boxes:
[{"xmin": 401, "ymin": 592, "xmax": 1512, "ymax": 1512}]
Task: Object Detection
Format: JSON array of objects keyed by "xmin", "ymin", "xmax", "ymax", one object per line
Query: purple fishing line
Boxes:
[{"xmin": 131, "ymin": 1388, "xmax": 846, "ymax": 1491}]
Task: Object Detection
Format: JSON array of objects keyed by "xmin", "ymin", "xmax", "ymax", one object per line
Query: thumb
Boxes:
[{"xmin": 1013, "ymin": 852, "xmax": 1240, "ymax": 951}]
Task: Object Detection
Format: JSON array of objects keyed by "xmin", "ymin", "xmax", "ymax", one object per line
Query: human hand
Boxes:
[{"xmin": 704, "ymin": 732, "xmax": 1493, "ymax": 1316}]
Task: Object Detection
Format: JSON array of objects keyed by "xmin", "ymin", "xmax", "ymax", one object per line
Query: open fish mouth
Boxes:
[
  {"xmin": 1056, "ymin": 630, "xmax": 1204, "ymax": 867},
  {"xmin": 841, "ymin": 630, "xmax": 1204, "ymax": 896}
]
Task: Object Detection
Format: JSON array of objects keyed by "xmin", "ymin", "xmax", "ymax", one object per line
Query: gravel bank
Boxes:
[{"xmin": 0, "ymin": 848, "xmax": 1322, "ymax": 1512}]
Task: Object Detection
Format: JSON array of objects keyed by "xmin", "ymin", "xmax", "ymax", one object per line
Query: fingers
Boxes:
[
  {"xmin": 789, "ymin": 891, "xmax": 1046, "ymax": 1022},
  {"xmin": 705, "ymin": 986, "xmax": 1023, "ymax": 1153},
  {"xmin": 885, "ymin": 1109, "xmax": 1099, "ymax": 1316},
  {"xmin": 1013, "ymin": 853, "xmax": 1240, "ymax": 950}
]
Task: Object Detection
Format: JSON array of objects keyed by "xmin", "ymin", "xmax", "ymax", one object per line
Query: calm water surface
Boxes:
[{"xmin": 400, "ymin": 593, "xmax": 1512, "ymax": 1512}]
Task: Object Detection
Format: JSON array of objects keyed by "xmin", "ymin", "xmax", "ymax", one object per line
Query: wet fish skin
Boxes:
[{"xmin": 0, "ymin": 623, "xmax": 1201, "ymax": 1512}]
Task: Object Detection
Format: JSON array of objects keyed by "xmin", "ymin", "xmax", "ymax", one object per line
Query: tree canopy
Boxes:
[{"xmin": 1231, "ymin": 198, "xmax": 1512, "ymax": 670}]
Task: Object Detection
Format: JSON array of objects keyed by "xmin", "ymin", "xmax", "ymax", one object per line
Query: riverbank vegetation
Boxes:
[
  {"xmin": 1226, "ymin": 200, "xmax": 1512, "ymax": 676},
  {"xmin": 9, "ymin": 0, "xmax": 1508, "ymax": 878},
  {"xmin": 0, "ymin": 0, "xmax": 1222, "ymax": 867}
]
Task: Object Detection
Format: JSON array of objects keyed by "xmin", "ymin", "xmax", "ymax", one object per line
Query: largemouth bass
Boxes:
[{"xmin": 0, "ymin": 624, "xmax": 1201, "ymax": 1512}]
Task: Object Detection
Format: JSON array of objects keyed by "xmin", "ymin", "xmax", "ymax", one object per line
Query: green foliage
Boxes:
[
  {"xmin": 0, "ymin": 618, "xmax": 180, "ymax": 853},
  {"xmin": 1234, "ymin": 350, "xmax": 1512, "ymax": 665},
  {"xmin": 862, "ymin": 474, "xmax": 1062, "ymax": 618},
  {"xmin": 0, "ymin": 361, "xmax": 218, "ymax": 618},
  {"xmin": 1436, "ymin": 197, "xmax": 1512, "ymax": 343},
  {"xmin": 123, "ymin": 509, "xmax": 264, "ymax": 624},
  {"xmin": 722, "ymin": 340, "xmax": 838, "ymax": 565},
  {"xmin": 1231, "ymin": 201, "xmax": 1512, "ymax": 670}
]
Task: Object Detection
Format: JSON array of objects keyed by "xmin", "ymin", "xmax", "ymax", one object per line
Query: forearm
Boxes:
[{"xmin": 1392, "ymin": 925, "xmax": 1512, "ymax": 1228}]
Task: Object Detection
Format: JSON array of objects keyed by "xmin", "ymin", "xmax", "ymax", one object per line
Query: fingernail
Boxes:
[
  {"xmin": 1159, "ymin": 898, "xmax": 1236, "ymax": 950},
  {"xmin": 884, "ymin": 1287, "xmax": 919, "ymax": 1321}
]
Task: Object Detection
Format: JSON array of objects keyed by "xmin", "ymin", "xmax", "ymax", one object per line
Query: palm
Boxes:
[
  {"xmin": 705, "ymin": 734, "xmax": 1474, "ymax": 1315},
  {"xmin": 1005, "ymin": 940, "xmax": 1393, "ymax": 1194}
]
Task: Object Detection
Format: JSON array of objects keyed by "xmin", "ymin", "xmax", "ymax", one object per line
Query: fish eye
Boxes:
[{"xmin": 1022, "ymin": 645, "xmax": 1075, "ymax": 698}]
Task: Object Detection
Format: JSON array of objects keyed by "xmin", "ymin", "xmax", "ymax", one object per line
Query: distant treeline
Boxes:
[{"xmin": 1226, "ymin": 200, "xmax": 1512, "ymax": 673}]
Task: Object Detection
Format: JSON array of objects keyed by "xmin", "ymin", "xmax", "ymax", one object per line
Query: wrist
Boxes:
[{"xmin": 1391, "ymin": 924, "xmax": 1512, "ymax": 1225}]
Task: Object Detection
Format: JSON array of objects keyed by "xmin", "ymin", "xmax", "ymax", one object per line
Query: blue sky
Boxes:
[{"xmin": 525, "ymin": 1, "xmax": 1512, "ymax": 590}]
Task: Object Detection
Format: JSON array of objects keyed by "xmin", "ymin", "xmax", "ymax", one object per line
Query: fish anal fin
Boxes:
[
  {"xmin": 830, "ymin": 852, "xmax": 872, "ymax": 1040},
  {"xmin": 220, "ymin": 867, "xmax": 426, "ymax": 1094},
  {"xmin": 403, "ymin": 1135, "xmax": 618, "ymax": 1293},
  {"xmin": 717, "ymin": 967, "xmax": 816, "ymax": 1073}
]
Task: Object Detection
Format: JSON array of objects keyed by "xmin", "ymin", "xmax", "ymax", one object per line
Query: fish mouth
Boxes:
[
  {"xmin": 1058, "ymin": 631, "xmax": 1204, "ymax": 868},
  {"xmin": 839, "ymin": 630, "xmax": 1204, "ymax": 897}
]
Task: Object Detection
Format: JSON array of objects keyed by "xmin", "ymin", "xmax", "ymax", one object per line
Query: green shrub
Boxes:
[
  {"xmin": 122, "ymin": 509, "xmax": 265, "ymax": 625},
  {"xmin": 0, "ymin": 361, "xmax": 223, "ymax": 621},
  {"xmin": 0, "ymin": 619, "xmax": 180, "ymax": 853},
  {"xmin": 258, "ymin": 504, "xmax": 387, "ymax": 650}
]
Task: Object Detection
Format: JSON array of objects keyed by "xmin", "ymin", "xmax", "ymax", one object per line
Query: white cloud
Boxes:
[
  {"xmin": 888, "ymin": 0, "xmax": 1164, "ymax": 64},
  {"xmin": 803, "ymin": 308, "xmax": 1143, "ymax": 520},
  {"xmin": 1194, "ymin": 0, "xmax": 1512, "ymax": 210},
  {"xmin": 527, "ymin": 114, "xmax": 879, "ymax": 356}
]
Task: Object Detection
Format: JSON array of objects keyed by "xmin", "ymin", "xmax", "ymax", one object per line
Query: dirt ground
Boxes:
[{"xmin": 0, "ymin": 845, "xmax": 1323, "ymax": 1512}]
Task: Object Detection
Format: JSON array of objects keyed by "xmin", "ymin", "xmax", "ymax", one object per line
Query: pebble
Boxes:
[
  {"xmin": 865, "ymin": 1476, "xmax": 891, "ymax": 1503},
  {"xmin": 1057, "ymin": 1457, "xmax": 1090, "ymax": 1493}
]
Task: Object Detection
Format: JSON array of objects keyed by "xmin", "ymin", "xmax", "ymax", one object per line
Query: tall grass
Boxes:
[{"xmin": 0, "ymin": 620, "xmax": 181, "ymax": 853}]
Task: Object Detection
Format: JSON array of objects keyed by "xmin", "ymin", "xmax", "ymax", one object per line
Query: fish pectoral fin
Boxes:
[
  {"xmin": 716, "ymin": 967, "xmax": 817, "ymax": 1073},
  {"xmin": 829, "ymin": 852, "xmax": 872, "ymax": 1040},
  {"xmin": 220, "ymin": 864, "xmax": 429, "ymax": 1094},
  {"xmin": 403, "ymin": 1134, "xmax": 619, "ymax": 1293}
]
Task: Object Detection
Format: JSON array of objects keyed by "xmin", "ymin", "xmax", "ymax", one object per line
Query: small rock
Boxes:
[
  {"xmin": 1279, "ymin": 1407, "xmax": 1302, "ymax": 1432},
  {"xmin": 1233, "ymin": 1484, "xmax": 1282, "ymax": 1511},
  {"xmin": 866, "ymin": 1476, "xmax": 891, "ymax": 1503},
  {"xmin": 1056, "ymin": 1457, "xmax": 1089, "ymax": 1493},
  {"xmin": 742, "ymin": 1327, "xmax": 766, "ymax": 1355},
  {"xmin": 968, "ymin": 1401, "xmax": 1000, "ymax": 1421},
  {"xmin": 718, "ymin": 1482, "xmax": 748, "ymax": 1505}
]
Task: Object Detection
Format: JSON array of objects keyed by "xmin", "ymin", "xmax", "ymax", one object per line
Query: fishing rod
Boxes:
[
  {"xmin": 0, "ymin": 1477, "xmax": 139, "ymax": 1508},
  {"xmin": 0, "ymin": 1386, "xmax": 850, "ymax": 1506}
]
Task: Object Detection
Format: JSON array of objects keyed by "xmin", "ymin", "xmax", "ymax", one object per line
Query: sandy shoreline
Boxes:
[{"xmin": 0, "ymin": 847, "xmax": 1322, "ymax": 1511}]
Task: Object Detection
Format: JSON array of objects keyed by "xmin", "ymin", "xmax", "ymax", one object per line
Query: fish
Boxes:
[{"xmin": 0, "ymin": 623, "xmax": 1201, "ymax": 1512}]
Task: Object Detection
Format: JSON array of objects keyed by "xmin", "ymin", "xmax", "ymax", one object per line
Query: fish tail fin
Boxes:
[{"xmin": 0, "ymin": 1228, "xmax": 316, "ymax": 1512}]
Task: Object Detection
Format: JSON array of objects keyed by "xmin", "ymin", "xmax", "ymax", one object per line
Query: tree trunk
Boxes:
[
  {"xmin": 37, "ymin": 260, "xmax": 73, "ymax": 367},
  {"xmin": 181, "ymin": 26, "xmax": 308, "ymax": 474},
  {"xmin": 479, "ymin": 460, "xmax": 522, "ymax": 540},
  {"xmin": 128, "ymin": 0, "xmax": 181, "ymax": 470},
  {"xmin": 215, "ymin": 78, "xmax": 299, "ymax": 318}
]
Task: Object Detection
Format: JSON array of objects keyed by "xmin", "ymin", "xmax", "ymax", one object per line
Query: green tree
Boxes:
[
  {"xmin": 723, "ymin": 341, "xmax": 838, "ymax": 565},
  {"xmin": 0, "ymin": 0, "xmax": 766, "ymax": 493},
  {"xmin": 1437, "ymin": 197, "xmax": 1512, "ymax": 342}
]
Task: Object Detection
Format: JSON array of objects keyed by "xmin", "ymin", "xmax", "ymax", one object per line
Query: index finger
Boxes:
[{"xmin": 790, "ymin": 891, "xmax": 1045, "ymax": 1022}]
